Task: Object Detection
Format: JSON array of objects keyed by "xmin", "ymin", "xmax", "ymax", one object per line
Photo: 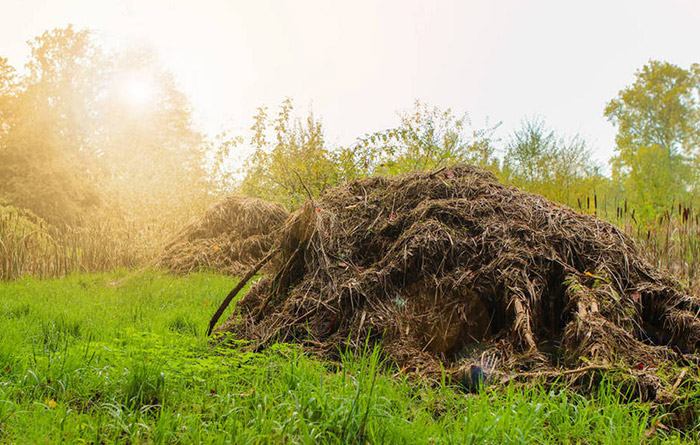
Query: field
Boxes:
[
  {"xmin": 0, "ymin": 270, "xmax": 695, "ymax": 443},
  {"xmin": 1, "ymin": 6, "xmax": 699, "ymax": 444}
]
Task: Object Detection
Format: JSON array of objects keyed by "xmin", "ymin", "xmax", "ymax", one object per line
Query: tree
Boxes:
[
  {"xmin": 342, "ymin": 100, "xmax": 500, "ymax": 178},
  {"xmin": 204, "ymin": 131, "xmax": 244, "ymax": 195},
  {"xmin": 0, "ymin": 57, "xmax": 17, "ymax": 148},
  {"xmin": 605, "ymin": 60, "xmax": 700, "ymax": 217},
  {"xmin": 0, "ymin": 26, "xmax": 209, "ymax": 227},
  {"xmin": 95, "ymin": 46, "xmax": 208, "ymax": 222},
  {"xmin": 502, "ymin": 118, "xmax": 556, "ymax": 186},
  {"xmin": 240, "ymin": 99, "xmax": 340, "ymax": 209},
  {"xmin": 0, "ymin": 27, "xmax": 104, "ymax": 224},
  {"xmin": 0, "ymin": 57, "xmax": 17, "ymax": 118},
  {"xmin": 502, "ymin": 117, "xmax": 605, "ymax": 207}
]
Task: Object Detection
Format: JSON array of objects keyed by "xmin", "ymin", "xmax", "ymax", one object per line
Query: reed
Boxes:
[
  {"xmin": 6, "ymin": 190, "xmax": 700, "ymax": 291},
  {"xmin": 0, "ymin": 204, "xmax": 151, "ymax": 281},
  {"xmin": 575, "ymin": 196, "xmax": 700, "ymax": 290}
]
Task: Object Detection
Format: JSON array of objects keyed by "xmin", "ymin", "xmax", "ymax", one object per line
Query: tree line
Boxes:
[
  {"xmin": 1, "ymin": 25, "xmax": 699, "ymax": 247},
  {"xmin": 232, "ymin": 64, "xmax": 700, "ymax": 223},
  {"xmin": 0, "ymin": 26, "xmax": 209, "ymax": 232}
]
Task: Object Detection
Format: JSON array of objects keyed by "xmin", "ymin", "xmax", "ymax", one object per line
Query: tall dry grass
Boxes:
[
  {"xmin": 5, "ymin": 190, "xmax": 700, "ymax": 288},
  {"xmin": 0, "ymin": 209, "xmax": 143, "ymax": 280},
  {"xmin": 624, "ymin": 205, "xmax": 700, "ymax": 290},
  {"xmin": 574, "ymin": 195, "xmax": 700, "ymax": 290},
  {"xmin": 0, "ymin": 193, "xmax": 217, "ymax": 281}
]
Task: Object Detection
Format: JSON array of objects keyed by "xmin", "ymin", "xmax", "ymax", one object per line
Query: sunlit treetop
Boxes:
[{"xmin": 0, "ymin": 25, "xmax": 206, "ymax": 225}]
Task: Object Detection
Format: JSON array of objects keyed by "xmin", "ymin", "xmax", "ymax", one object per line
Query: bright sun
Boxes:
[{"xmin": 119, "ymin": 70, "xmax": 155, "ymax": 108}]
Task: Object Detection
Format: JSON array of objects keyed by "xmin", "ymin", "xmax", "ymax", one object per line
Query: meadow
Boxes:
[{"xmin": 0, "ymin": 269, "xmax": 696, "ymax": 443}]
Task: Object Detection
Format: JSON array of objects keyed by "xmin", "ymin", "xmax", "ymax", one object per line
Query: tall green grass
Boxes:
[{"xmin": 0, "ymin": 270, "xmax": 694, "ymax": 443}]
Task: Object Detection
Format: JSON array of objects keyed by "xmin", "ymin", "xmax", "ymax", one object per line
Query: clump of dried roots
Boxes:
[
  {"xmin": 160, "ymin": 196, "xmax": 289, "ymax": 275},
  {"xmin": 218, "ymin": 165, "xmax": 700, "ymax": 403}
]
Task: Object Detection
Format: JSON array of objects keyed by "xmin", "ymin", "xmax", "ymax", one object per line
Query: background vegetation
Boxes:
[
  {"xmin": 1, "ymin": 25, "xmax": 700, "ymax": 287},
  {"xmin": 2, "ymin": 24, "xmax": 700, "ymax": 444}
]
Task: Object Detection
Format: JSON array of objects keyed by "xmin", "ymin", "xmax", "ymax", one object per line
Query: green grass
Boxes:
[{"xmin": 0, "ymin": 270, "xmax": 695, "ymax": 443}]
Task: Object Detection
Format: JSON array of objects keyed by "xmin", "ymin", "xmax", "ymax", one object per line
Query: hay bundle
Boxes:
[
  {"xmin": 160, "ymin": 196, "xmax": 289, "ymax": 275},
  {"xmin": 219, "ymin": 165, "xmax": 700, "ymax": 399}
]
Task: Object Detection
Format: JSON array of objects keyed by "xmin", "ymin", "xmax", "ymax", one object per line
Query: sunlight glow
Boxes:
[{"xmin": 119, "ymin": 70, "xmax": 155, "ymax": 108}]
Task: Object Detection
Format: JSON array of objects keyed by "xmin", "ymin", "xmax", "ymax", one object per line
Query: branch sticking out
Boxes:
[{"xmin": 207, "ymin": 248, "xmax": 279, "ymax": 336}]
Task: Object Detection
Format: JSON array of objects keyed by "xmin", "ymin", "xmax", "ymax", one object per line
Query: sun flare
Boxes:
[{"xmin": 119, "ymin": 70, "xmax": 155, "ymax": 108}]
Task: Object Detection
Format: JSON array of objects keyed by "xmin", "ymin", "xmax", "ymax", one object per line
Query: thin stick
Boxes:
[
  {"xmin": 292, "ymin": 169, "xmax": 315, "ymax": 204},
  {"xmin": 429, "ymin": 166, "xmax": 447, "ymax": 177},
  {"xmin": 207, "ymin": 248, "xmax": 278, "ymax": 336},
  {"xmin": 670, "ymin": 369, "xmax": 687, "ymax": 394}
]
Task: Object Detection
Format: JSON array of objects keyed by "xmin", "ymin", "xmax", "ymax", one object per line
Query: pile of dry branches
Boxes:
[
  {"xmin": 160, "ymin": 196, "xmax": 288, "ymax": 275},
  {"xmin": 219, "ymin": 165, "xmax": 700, "ymax": 402}
]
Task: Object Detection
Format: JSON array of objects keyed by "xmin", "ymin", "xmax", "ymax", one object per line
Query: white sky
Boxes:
[{"xmin": 1, "ymin": 0, "xmax": 700, "ymax": 167}]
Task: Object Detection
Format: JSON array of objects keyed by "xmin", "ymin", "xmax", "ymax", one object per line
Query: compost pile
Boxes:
[
  {"xmin": 160, "ymin": 196, "xmax": 289, "ymax": 275},
  {"xmin": 219, "ymin": 165, "xmax": 700, "ymax": 401}
]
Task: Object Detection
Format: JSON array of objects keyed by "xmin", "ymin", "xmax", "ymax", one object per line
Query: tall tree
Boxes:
[
  {"xmin": 0, "ymin": 57, "xmax": 16, "ymax": 112},
  {"xmin": 502, "ymin": 117, "xmax": 557, "ymax": 186},
  {"xmin": 96, "ymin": 47, "xmax": 207, "ymax": 222},
  {"xmin": 605, "ymin": 60, "xmax": 700, "ymax": 216},
  {"xmin": 0, "ymin": 26, "xmax": 208, "ymax": 227},
  {"xmin": 0, "ymin": 27, "xmax": 104, "ymax": 224},
  {"xmin": 0, "ymin": 57, "xmax": 17, "ymax": 143}
]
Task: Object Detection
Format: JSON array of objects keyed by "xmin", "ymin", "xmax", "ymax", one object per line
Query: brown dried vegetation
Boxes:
[
  {"xmin": 219, "ymin": 165, "xmax": 700, "ymax": 402},
  {"xmin": 159, "ymin": 196, "xmax": 289, "ymax": 275}
]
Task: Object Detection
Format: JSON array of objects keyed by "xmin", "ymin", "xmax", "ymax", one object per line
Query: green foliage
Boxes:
[
  {"xmin": 0, "ymin": 271, "xmax": 693, "ymax": 443},
  {"xmin": 605, "ymin": 60, "xmax": 700, "ymax": 218},
  {"xmin": 204, "ymin": 131, "xmax": 244, "ymax": 195},
  {"xmin": 345, "ymin": 100, "xmax": 500, "ymax": 177},
  {"xmin": 3, "ymin": 24, "xmax": 700, "ymax": 290},
  {"xmin": 238, "ymin": 100, "xmax": 501, "ymax": 209},
  {"xmin": 0, "ymin": 26, "xmax": 220, "ymax": 282},
  {"xmin": 0, "ymin": 26, "xmax": 211, "ymax": 256},
  {"xmin": 0, "ymin": 57, "xmax": 17, "ymax": 124},
  {"xmin": 0, "ymin": 27, "xmax": 104, "ymax": 225},
  {"xmin": 240, "ymin": 99, "xmax": 342, "ymax": 209},
  {"xmin": 502, "ymin": 117, "xmax": 607, "ymax": 207},
  {"xmin": 96, "ymin": 46, "xmax": 209, "ymax": 222}
]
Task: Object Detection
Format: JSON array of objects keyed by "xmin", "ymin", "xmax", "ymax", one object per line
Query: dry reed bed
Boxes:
[{"xmin": 0, "ymin": 205, "xmax": 142, "ymax": 280}]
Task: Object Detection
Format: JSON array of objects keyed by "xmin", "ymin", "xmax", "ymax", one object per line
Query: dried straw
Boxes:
[{"xmin": 219, "ymin": 165, "xmax": 700, "ymax": 401}]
